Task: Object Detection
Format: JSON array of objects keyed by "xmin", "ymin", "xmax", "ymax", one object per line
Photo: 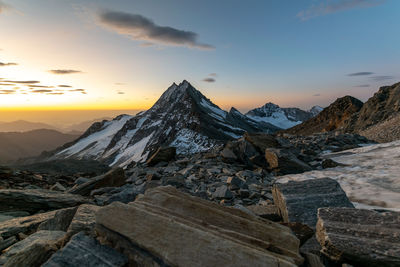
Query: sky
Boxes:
[{"xmin": 0, "ymin": 0, "xmax": 399, "ymax": 120}]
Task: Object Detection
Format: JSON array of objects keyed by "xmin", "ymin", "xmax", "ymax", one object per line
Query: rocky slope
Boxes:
[
  {"xmin": 245, "ymin": 103, "xmax": 322, "ymax": 129},
  {"xmin": 50, "ymin": 81, "xmax": 279, "ymax": 167},
  {"xmin": 283, "ymin": 96, "xmax": 364, "ymax": 135},
  {"xmin": 0, "ymin": 131, "xmax": 397, "ymax": 267}
]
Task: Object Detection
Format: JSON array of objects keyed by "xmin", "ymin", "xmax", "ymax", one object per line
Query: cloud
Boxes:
[
  {"xmin": 209, "ymin": 73, "xmax": 217, "ymax": 77},
  {"xmin": 49, "ymin": 69, "xmax": 83, "ymax": 75},
  {"xmin": 0, "ymin": 1, "xmax": 10, "ymax": 14},
  {"xmin": 4, "ymin": 80, "xmax": 40, "ymax": 84},
  {"xmin": 117, "ymin": 91, "xmax": 125, "ymax": 94},
  {"xmin": 0, "ymin": 83, "xmax": 15, "ymax": 86},
  {"xmin": 69, "ymin": 89, "xmax": 85, "ymax": 92},
  {"xmin": 347, "ymin": 71, "xmax": 374, "ymax": 76},
  {"xmin": 98, "ymin": 10, "xmax": 214, "ymax": 50},
  {"xmin": 297, "ymin": 0, "xmax": 385, "ymax": 20},
  {"xmin": 31, "ymin": 89, "xmax": 53, "ymax": 93},
  {"xmin": 0, "ymin": 89, "xmax": 16, "ymax": 94},
  {"xmin": 29, "ymin": 85, "xmax": 54, "ymax": 88},
  {"xmin": 202, "ymin": 78, "xmax": 216, "ymax": 83},
  {"xmin": 115, "ymin": 83, "xmax": 125, "ymax": 85},
  {"xmin": 46, "ymin": 92, "xmax": 64, "ymax": 95},
  {"xmin": 369, "ymin": 75, "xmax": 395, "ymax": 81},
  {"xmin": 0, "ymin": 62, "xmax": 18, "ymax": 67},
  {"xmin": 313, "ymin": 94, "xmax": 321, "ymax": 97},
  {"xmin": 353, "ymin": 84, "xmax": 370, "ymax": 87},
  {"xmin": 58, "ymin": 85, "xmax": 72, "ymax": 88}
]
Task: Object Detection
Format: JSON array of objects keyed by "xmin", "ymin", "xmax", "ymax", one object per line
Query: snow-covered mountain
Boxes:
[
  {"xmin": 245, "ymin": 103, "xmax": 322, "ymax": 129},
  {"xmin": 52, "ymin": 81, "xmax": 278, "ymax": 167}
]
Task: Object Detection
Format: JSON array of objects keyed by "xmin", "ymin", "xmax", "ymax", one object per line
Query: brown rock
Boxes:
[
  {"xmin": 316, "ymin": 207, "xmax": 400, "ymax": 266},
  {"xmin": 67, "ymin": 204, "xmax": 100, "ymax": 237},
  {"xmin": 146, "ymin": 147, "xmax": 176, "ymax": 166},
  {"xmin": 280, "ymin": 222, "xmax": 314, "ymax": 246},
  {"xmin": 67, "ymin": 168, "xmax": 125, "ymax": 196},
  {"xmin": 243, "ymin": 132, "xmax": 280, "ymax": 152},
  {"xmin": 246, "ymin": 205, "xmax": 281, "ymax": 221},
  {"xmin": 265, "ymin": 148, "xmax": 312, "ymax": 174},
  {"xmin": 96, "ymin": 186, "xmax": 303, "ymax": 267}
]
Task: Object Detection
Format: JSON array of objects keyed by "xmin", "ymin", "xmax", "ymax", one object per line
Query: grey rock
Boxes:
[
  {"xmin": 37, "ymin": 207, "xmax": 77, "ymax": 232},
  {"xmin": 67, "ymin": 168, "xmax": 125, "ymax": 196},
  {"xmin": 42, "ymin": 232, "xmax": 128, "ymax": 267},
  {"xmin": 272, "ymin": 178, "xmax": 354, "ymax": 228},
  {"xmin": 265, "ymin": 148, "xmax": 312, "ymax": 175},
  {"xmin": 0, "ymin": 230, "xmax": 66, "ymax": 267},
  {"xmin": 0, "ymin": 236, "xmax": 18, "ymax": 251},
  {"xmin": 212, "ymin": 185, "xmax": 233, "ymax": 199},
  {"xmin": 316, "ymin": 207, "xmax": 400, "ymax": 266},
  {"xmin": 0, "ymin": 189, "xmax": 89, "ymax": 213},
  {"xmin": 0, "ymin": 208, "xmax": 75, "ymax": 240}
]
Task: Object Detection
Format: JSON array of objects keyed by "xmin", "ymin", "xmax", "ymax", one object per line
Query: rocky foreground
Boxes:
[{"xmin": 0, "ymin": 132, "xmax": 399, "ymax": 266}]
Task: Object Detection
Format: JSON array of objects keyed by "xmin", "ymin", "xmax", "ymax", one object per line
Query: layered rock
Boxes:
[
  {"xmin": 96, "ymin": 186, "xmax": 304, "ymax": 266},
  {"xmin": 0, "ymin": 189, "xmax": 88, "ymax": 214},
  {"xmin": 42, "ymin": 232, "xmax": 128, "ymax": 267},
  {"xmin": 316, "ymin": 207, "xmax": 400, "ymax": 266},
  {"xmin": 0, "ymin": 230, "xmax": 66, "ymax": 267},
  {"xmin": 272, "ymin": 178, "xmax": 354, "ymax": 227}
]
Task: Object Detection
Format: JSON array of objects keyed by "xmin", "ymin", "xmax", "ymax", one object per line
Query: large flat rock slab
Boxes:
[
  {"xmin": 67, "ymin": 204, "xmax": 100, "ymax": 237},
  {"xmin": 316, "ymin": 207, "xmax": 400, "ymax": 266},
  {"xmin": 42, "ymin": 232, "xmax": 128, "ymax": 267},
  {"xmin": 0, "ymin": 189, "xmax": 89, "ymax": 213},
  {"xmin": 96, "ymin": 186, "xmax": 303, "ymax": 267},
  {"xmin": 272, "ymin": 178, "xmax": 354, "ymax": 228}
]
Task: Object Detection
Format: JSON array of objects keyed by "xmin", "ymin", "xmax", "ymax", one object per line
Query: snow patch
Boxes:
[{"xmin": 276, "ymin": 140, "xmax": 400, "ymax": 211}]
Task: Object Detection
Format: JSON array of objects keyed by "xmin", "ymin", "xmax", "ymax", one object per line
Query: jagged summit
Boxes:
[{"xmin": 51, "ymin": 81, "xmax": 277, "ymax": 167}]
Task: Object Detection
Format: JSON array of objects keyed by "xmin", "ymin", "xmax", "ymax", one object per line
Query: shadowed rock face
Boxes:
[
  {"xmin": 346, "ymin": 82, "xmax": 400, "ymax": 133},
  {"xmin": 272, "ymin": 178, "xmax": 354, "ymax": 228},
  {"xmin": 96, "ymin": 186, "xmax": 304, "ymax": 266},
  {"xmin": 283, "ymin": 96, "xmax": 363, "ymax": 135},
  {"xmin": 316, "ymin": 207, "xmax": 400, "ymax": 266}
]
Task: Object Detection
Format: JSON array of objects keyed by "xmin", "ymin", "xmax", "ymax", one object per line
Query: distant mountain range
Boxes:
[
  {"xmin": 49, "ymin": 80, "xmax": 322, "ymax": 167},
  {"xmin": 0, "ymin": 129, "xmax": 79, "ymax": 164},
  {"xmin": 0, "ymin": 118, "xmax": 112, "ymax": 134}
]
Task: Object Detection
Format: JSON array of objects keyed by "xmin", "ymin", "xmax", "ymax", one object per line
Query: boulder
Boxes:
[
  {"xmin": 212, "ymin": 185, "xmax": 233, "ymax": 199},
  {"xmin": 265, "ymin": 148, "xmax": 312, "ymax": 174},
  {"xmin": 272, "ymin": 178, "xmax": 354, "ymax": 228},
  {"xmin": 0, "ymin": 189, "xmax": 89, "ymax": 213},
  {"xmin": 37, "ymin": 207, "xmax": 78, "ymax": 231},
  {"xmin": 316, "ymin": 207, "xmax": 400, "ymax": 266},
  {"xmin": 0, "ymin": 230, "xmax": 66, "ymax": 267},
  {"xmin": 244, "ymin": 132, "xmax": 280, "ymax": 152},
  {"xmin": 42, "ymin": 232, "xmax": 128, "ymax": 267},
  {"xmin": 67, "ymin": 168, "xmax": 125, "ymax": 196},
  {"xmin": 146, "ymin": 147, "xmax": 176, "ymax": 166},
  {"xmin": 96, "ymin": 186, "xmax": 303, "ymax": 266},
  {"xmin": 0, "ymin": 207, "xmax": 76, "ymax": 241},
  {"xmin": 66, "ymin": 205, "xmax": 100, "ymax": 237},
  {"xmin": 280, "ymin": 222, "xmax": 314, "ymax": 246}
]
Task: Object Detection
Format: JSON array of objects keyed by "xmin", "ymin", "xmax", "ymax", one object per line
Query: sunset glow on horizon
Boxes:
[{"xmin": 1, "ymin": 0, "xmax": 399, "ymax": 116}]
